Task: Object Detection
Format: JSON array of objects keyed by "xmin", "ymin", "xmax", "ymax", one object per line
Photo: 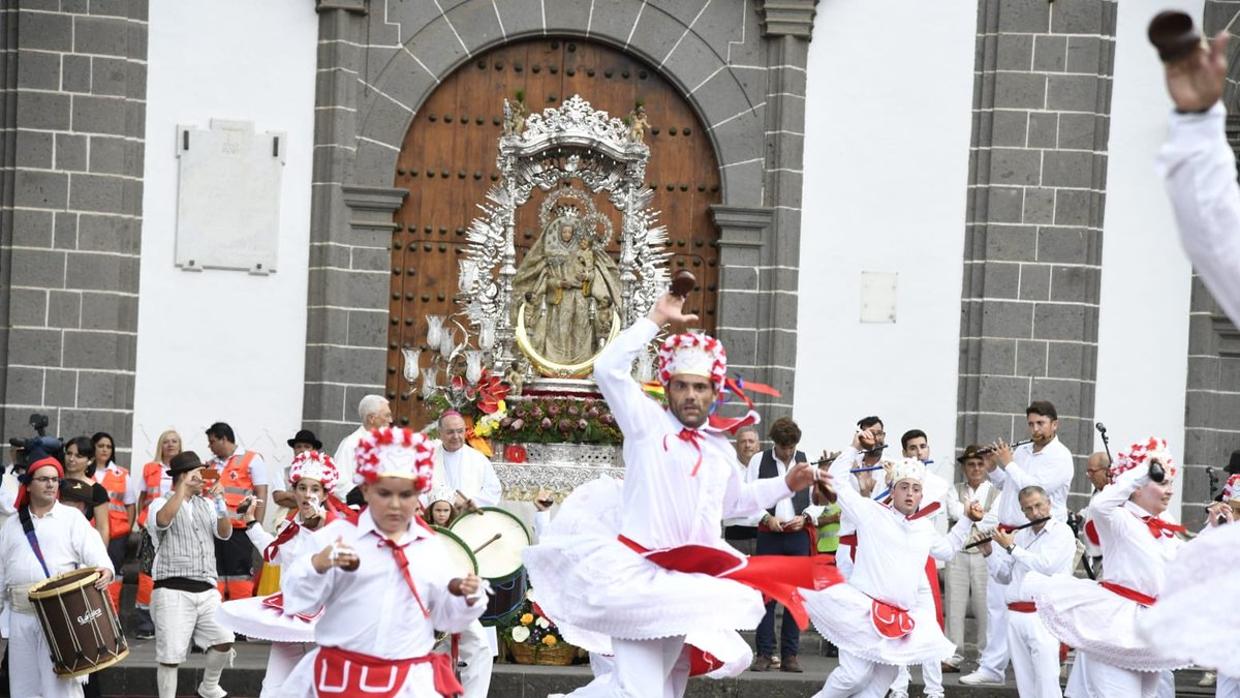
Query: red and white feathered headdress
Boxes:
[
  {"xmin": 657, "ymin": 331, "xmax": 727, "ymax": 395},
  {"xmin": 888, "ymin": 458, "xmax": 926, "ymax": 486},
  {"xmin": 353, "ymin": 427, "xmax": 435, "ymax": 492},
  {"xmin": 288, "ymin": 451, "xmax": 340, "ymax": 492},
  {"xmin": 1223, "ymin": 473, "xmax": 1240, "ymax": 502},
  {"xmin": 1110, "ymin": 436, "xmax": 1177, "ymax": 482}
]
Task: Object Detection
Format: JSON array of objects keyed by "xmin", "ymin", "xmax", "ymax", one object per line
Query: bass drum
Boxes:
[
  {"xmin": 432, "ymin": 526, "xmax": 479, "ymax": 644},
  {"xmin": 449, "ymin": 507, "xmax": 532, "ymax": 626}
]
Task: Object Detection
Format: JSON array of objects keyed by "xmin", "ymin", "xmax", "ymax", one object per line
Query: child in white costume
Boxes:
[{"xmin": 805, "ymin": 428, "xmax": 978, "ymax": 698}]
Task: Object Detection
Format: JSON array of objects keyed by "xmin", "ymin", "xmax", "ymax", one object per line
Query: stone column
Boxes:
[
  {"xmin": 0, "ymin": 0, "xmax": 149, "ymax": 463},
  {"xmin": 956, "ymin": 0, "xmax": 1116, "ymax": 501}
]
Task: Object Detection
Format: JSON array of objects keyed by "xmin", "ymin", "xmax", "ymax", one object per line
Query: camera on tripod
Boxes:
[{"xmin": 6, "ymin": 412, "xmax": 63, "ymax": 472}]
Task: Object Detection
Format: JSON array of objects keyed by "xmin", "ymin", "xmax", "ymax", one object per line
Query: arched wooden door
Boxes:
[{"xmin": 386, "ymin": 37, "xmax": 722, "ymax": 428}]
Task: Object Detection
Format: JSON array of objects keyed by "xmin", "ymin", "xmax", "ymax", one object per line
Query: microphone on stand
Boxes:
[{"xmin": 1095, "ymin": 422, "xmax": 1113, "ymax": 464}]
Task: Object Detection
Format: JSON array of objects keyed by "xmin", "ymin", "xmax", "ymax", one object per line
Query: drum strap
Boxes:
[{"xmin": 18, "ymin": 505, "xmax": 51, "ymax": 578}]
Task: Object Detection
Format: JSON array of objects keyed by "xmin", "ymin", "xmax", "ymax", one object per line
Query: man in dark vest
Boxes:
[{"xmin": 744, "ymin": 417, "xmax": 812, "ymax": 673}]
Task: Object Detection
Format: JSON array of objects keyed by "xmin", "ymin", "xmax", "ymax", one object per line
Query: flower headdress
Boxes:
[{"xmin": 353, "ymin": 427, "xmax": 435, "ymax": 493}]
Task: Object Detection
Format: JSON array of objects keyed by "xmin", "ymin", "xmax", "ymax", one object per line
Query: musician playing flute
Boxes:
[
  {"xmin": 1027, "ymin": 437, "xmax": 1231, "ymax": 698},
  {"xmin": 804, "ymin": 429, "xmax": 980, "ymax": 698},
  {"xmin": 975, "ymin": 485, "xmax": 1074, "ymax": 698},
  {"xmin": 278, "ymin": 427, "xmax": 487, "ymax": 698},
  {"xmin": 963, "ymin": 400, "xmax": 1074, "ymax": 688},
  {"xmin": 0, "ymin": 457, "xmax": 113, "ymax": 698},
  {"xmin": 524, "ymin": 291, "xmax": 834, "ymax": 697}
]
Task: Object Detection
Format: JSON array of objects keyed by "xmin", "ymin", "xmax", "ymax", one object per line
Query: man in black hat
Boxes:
[
  {"xmin": 273, "ymin": 429, "xmax": 324, "ymax": 508},
  {"xmin": 146, "ymin": 452, "xmax": 235, "ymax": 698},
  {"xmin": 941, "ymin": 444, "xmax": 998, "ymax": 673}
]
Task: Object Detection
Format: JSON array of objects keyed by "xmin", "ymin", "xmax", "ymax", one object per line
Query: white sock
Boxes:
[
  {"xmin": 157, "ymin": 665, "xmax": 178, "ymax": 698},
  {"xmin": 199, "ymin": 648, "xmax": 233, "ymax": 695}
]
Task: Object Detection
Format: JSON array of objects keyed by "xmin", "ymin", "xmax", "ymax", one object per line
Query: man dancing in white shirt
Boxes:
[
  {"xmin": 976, "ymin": 485, "xmax": 1075, "ymax": 698},
  {"xmin": 962, "ymin": 400, "xmax": 1074, "ymax": 687},
  {"xmin": 525, "ymin": 292, "xmax": 832, "ymax": 697},
  {"xmin": 804, "ymin": 429, "xmax": 979, "ymax": 698},
  {"xmin": 278, "ymin": 427, "xmax": 486, "ymax": 697}
]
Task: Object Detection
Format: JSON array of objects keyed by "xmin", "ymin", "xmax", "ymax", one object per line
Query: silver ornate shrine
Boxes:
[{"xmin": 457, "ymin": 94, "xmax": 671, "ymax": 378}]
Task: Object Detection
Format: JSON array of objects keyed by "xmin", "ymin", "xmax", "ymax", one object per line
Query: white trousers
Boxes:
[
  {"xmin": 566, "ymin": 636, "xmax": 688, "ymax": 698},
  {"xmin": 944, "ymin": 551, "xmax": 988, "ymax": 661},
  {"xmin": 261, "ymin": 642, "xmax": 312, "ymax": 698},
  {"xmin": 1065, "ymin": 652, "xmax": 1163, "ymax": 698},
  {"xmin": 1218, "ymin": 674, "xmax": 1240, "ymax": 698},
  {"xmin": 1007, "ymin": 610, "xmax": 1061, "ymax": 698},
  {"xmin": 977, "ymin": 574, "xmax": 1010, "ymax": 676},
  {"xmin": 458, "ymin": 620, "xmax": 495, "ymax": 698},
  {"xmin": 7, "ymin": 611, "xmax": 85, "ymax": 698},
  {"xmin": 814, "ymin": 649, "xmax": 899, "ymax": 698},
  {"xmin": 890, "ymin": 661, "xmax": 943, "ymax": 697}
]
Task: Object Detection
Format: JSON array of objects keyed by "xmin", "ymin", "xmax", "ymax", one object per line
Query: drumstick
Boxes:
[
  {"xmin": 472, "ymin": 532, "xmax": 502, "ymax": 555},
  {"xmin": 457, "ymin": 491, "xmax": 482, "ymax": 515}
]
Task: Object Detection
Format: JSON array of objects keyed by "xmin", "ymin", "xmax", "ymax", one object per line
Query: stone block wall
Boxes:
[
  {"xmin": 957, "ymin": 0, "xmax": 1117, "ymax": 505},
  {"xmin": 0, "ymin": 0, "xmax": 148, "ymax": 463}
]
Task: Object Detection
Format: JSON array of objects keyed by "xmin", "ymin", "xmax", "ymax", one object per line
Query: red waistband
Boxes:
[
  {"xmin": 1099, "ymin": 581, "xmax": 1157, "ymax": 607},
  {"xmin": 617, "ymin": 534, "xmax": 842, "ymax": 631},
  {"xmin": 838, "ymin": 533, "xmax": 858, "ymax": 546},
  {"xmin": 1007, "ymin": 601, "xmax": 1037, "ymax": 613},
  {"xmin": 315, "ymin": 646, "xmax": 461, "ymax": 698}
]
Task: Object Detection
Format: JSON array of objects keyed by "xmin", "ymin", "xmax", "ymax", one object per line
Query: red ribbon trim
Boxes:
[
  {"xmin": 662, "ymin": 428, "xmax": 705, "ymax": 476},
  {"xmin": 1007, "ymin": 601, "xmax": 1037, "ymax": 613},
  {"xmin": 377, "ymin": 536, "xmax": 430, "ymax": 618},
  {"xmin": 1140, "ymin": 515, "xmax": 1186, "ymax": 539}
]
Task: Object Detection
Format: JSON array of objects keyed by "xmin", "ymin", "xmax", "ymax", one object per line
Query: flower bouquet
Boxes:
[{"xmin": 502, "ymin": 597, "xmax": 577, "ymax": 666}]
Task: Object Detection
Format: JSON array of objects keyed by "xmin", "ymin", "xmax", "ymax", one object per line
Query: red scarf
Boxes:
[
  {"xmin": 313, "ymin": 646, "xmax": 461, "ymax": 698},
  {"xmin": 263, "ymin": 496, "xmax": 357, "ymax": 563},
  {"xmin": 662, "ymin": 428, "xmax": 705, "ymax": 476},
  {"xmin": 1140, "ymin": 515, "xmax": 1185, "ymax": 539}
]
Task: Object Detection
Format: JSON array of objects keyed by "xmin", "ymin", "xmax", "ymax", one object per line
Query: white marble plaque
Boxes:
[
  {"xmin": 859, "ymin": 271, "xmax": 898, "ymax": 323},
  {"xmin": 175, "ymin": 119, "xmax": 286, "ymax": 274}
]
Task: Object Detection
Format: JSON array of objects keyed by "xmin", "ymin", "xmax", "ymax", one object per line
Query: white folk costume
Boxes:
[
  {"xmin": 974, "ymin": 436, "xmax": 1074, "ymax": 683},
  {"xmin": 1137, "ymin": 474, "xmax": 1240, "ymax": 691},
  {"xmin": 805, "ymin": 455, "xmax": 972, "ymax": 698},
  {"xmin": 428, "ymin": 440, "xmax": 502, "ymax": 508},
  {"xmin": 1026, "ymin": 438, "xmax": 1194, "ymax": 698},
  {"xmin": 986, "ymin": 516, "xmax": 1075, "ymax": 698},
  {"xmin": 279, "ymin": 428, "xmax": 487, "ymax": 698},
  {"xmin": 524, "ymin": 319, "xmax": 837, "ymax": 697},
  {"xmin": 217, "ymin": 451, "xmax": 356, "ymax": 698},
  {"xmin": 0, "ymin": 458, "xmax": 114, "ymax": 698}
]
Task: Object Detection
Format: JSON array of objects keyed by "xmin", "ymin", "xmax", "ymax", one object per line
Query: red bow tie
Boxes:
[
  {"xmin": 664, "ymin": 428, "xmax": 705, "ymax": 476},
  {"xmin": 1141, "ymin": 516, "xmax": 1185, "ymax": 539},
  {"xmin": 378, "ymin": 536, "xmax": 430, "ymax": 618}
]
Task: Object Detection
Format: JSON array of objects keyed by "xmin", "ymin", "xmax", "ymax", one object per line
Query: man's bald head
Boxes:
[{"xmin": 1086, "ymin": 451, "xmax": 1110, "ymax": 491}]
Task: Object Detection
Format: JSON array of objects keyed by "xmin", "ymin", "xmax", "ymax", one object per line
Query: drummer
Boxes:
[
  {"xmin": 216, "ymin": 451, "xmax": 355, "ymax": 698},
  {"xmin": 426, "ymin": 486, "xmax": 458, "ymax": 527},
  {"xmin": 0, "ymin": 457, "xmax": 114, "ymax": 698}
]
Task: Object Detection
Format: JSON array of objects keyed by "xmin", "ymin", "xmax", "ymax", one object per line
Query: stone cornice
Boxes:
[{"xmin": 755, "ymin": 0, "xmax": 819, "ymax": 40}]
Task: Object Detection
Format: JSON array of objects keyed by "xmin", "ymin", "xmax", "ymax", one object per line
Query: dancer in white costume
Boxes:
[
  {"xmin": 1137, "ymin": 473, "xmax": 1238, "ymax": 696},
  {"xmin": 278, "ymin": 427, "xmax": 487, "ymax": 698},
  {"xmin": 216, "ymin": 451, "xmax": 356, "ymax": 697},
  {"xmin": 1027, "ymin": 437, "xmax": 1229, "ymax": 698},
  {"xmin": 805, "ymin": 429, "xmax": 979, "ymax": 698},
  {"xmin": 524, "ymin": 292, "xmax": 836, "ymax": 697}
]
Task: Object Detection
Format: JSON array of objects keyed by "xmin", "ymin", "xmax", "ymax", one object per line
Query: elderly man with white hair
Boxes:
[{"xmin": 330, "ymin": 394, "xmax": 391, "ymax": 501}]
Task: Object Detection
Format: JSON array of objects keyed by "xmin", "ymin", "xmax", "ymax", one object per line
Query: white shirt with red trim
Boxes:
[
  {"xmin": 280, "ymin": 511, "xmax": 484, "ymax": 659},
  {"xmin": 593, "ymin": 318, "xmax": 794, "ymax": 551},
  {"xmin": 829, "ymin": 446, "xmax": 973, "ymax": 611},
  {"xmin": 1087, "ymin": 465, "xmax": 1183, "ymax": 599}
]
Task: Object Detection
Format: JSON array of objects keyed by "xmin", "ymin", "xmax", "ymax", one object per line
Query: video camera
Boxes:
[{"xmin": 6, "ymin": 412, "xmax": 63, "ymax": 472}]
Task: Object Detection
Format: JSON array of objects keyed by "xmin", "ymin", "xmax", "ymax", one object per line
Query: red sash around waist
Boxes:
[
  {"xmin": 1099, "ymin": 581, "xmax": 1157, "ymax": 607},
  {"xmin": 1007, "ymin": 601, "xmax": 1037, "ymax": 613},
  {"xmin": 617, "ymin": 535, "xmax": 841, "ymax": 630},
  {"xmin": 313, "ymin": 646, "xmax": 461, "ymax": 698},
  {"xmin": 261, "ymin": 592, "xmax": 322, "ymax": 623},
  {"xmin": 838, "ymin": 533, "xmax": 858, "ymax": 563}
]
